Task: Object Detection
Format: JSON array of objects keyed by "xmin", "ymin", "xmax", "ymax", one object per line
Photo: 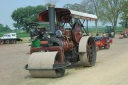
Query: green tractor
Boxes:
[
  {"xmin": 105, "ymin": 26, "xmax": 115, "ymax": 38},
  {"xmin": 28, "ymin": 22, "xmax": 49, "ymax": 49}
]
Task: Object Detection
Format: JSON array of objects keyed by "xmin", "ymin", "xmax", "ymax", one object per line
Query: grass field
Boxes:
[{"xmin": 84, "ymin": 26, "xmax": 126, "ymax": 33}]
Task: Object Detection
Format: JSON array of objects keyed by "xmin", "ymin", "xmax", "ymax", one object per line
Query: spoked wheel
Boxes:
[
  {"xmin": 87, "ymin": 41, "xmax": 93, "ymax": 62},
  {"xmin": 79, "ymin": 36, "xmax": 97, "ymax": 67},
  {"xmin": 5, "ymin": 40, "xmax": 10, "ymax": 44},
  {"xmin": 12, "ymin": 40, "xmax": 16, "ymax": 44},
  {"xmin": 0, "ymin": 40, "xmax": 4, "ymax": 44}
]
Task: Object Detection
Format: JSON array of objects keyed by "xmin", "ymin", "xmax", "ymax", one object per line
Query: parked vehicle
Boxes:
[
  {"xmin": 119, "ymin": 29, "xmax": 128, "ymax": 39},
  {"xmin": 0, "ymin": 33, "xmax": 22, "ymax": 44},
  {"xmin": 94, "ymin": 34, "xmax": 113, "ymax": 51},
  {"xmin": 105, "ymin": 26, "xmax": 115, "ymax": 38}
]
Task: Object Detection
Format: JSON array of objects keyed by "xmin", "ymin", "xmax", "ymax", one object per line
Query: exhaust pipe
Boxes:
[{"xmin": 48, "ymin": 5, "xmax": 55, "ymax": 35}]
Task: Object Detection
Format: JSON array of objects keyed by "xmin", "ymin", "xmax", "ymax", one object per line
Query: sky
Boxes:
[{"xmin": 0, "ymin": 0, "xmax": 119, "ymax": 30}]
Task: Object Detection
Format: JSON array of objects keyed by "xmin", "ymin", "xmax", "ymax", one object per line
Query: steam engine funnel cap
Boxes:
[{"xmin": 48, "ymin": 5, "xmax": 55, "ymax": 7}]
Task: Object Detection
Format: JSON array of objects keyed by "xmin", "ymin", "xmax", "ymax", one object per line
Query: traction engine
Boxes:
[{"xmin": 25, "ymin": 5, "xmax": 97, "ymax": 77}]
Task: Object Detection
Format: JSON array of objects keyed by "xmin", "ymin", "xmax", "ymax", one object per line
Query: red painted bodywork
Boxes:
[
  {"xmin": 39, "ymin": 8, "xmax": 71, "ymax": 23},
  {"xmin": 126, "ymin": 30, "xmax": 128, "ymax": 33},
  {"xmin": 95, "ymin": 37, "xmax": 113, "ymax": 50},
  {"xmin": 40, "ymin": 41, "xmax": 48, "ymax": 44},
  {"xmin": 61, "ymin": 24, "xmax": 83, "ymax": 44},
  {"xmin": 65, "ymin": 30, "xmax": 72, "ymax": 38},
  {"xmin": 62, "ymin": 29, "xmax": 72, "ymax": 38},
  {"xmin": 110, "ymin": 39, "xmax": 113, "ymax": 43},
  {"xmin": 62, "ymin": 40, "xmax": 73, "ymax": 52}
]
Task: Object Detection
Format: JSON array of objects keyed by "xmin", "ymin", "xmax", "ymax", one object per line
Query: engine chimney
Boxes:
[{"xmin": 48, "ymin": 5, "xmax": 55, "ymax": 34}]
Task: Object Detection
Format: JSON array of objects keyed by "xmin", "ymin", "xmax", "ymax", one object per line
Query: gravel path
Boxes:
[{"xmin": 0, "ymin": 35, "xmax": 128, "ymax": 85}]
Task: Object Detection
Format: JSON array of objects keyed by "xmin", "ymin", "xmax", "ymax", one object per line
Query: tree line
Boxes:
[
  {"xmin": 0, "ymin": 23, "xmax": 11, "ymax": 32},
  {"xmin": 64, "ymin": 0, "xmax": 128, "ymax": 31},
  {"xmin": 11, "ymin": 0, "xmax": 128, "ymax": 33},
  {"xmin": 11, "ymin": 5, "xmax": 47, "ymax": 33}
]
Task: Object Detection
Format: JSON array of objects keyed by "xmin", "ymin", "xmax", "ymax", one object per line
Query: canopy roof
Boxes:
[
  {"xmin": 39, "ymin": 8, "xmax": 97, "ymax": 23},
  {"xmin": 70, "ymin": 10, "xmax": 97, "ymax": 21}
]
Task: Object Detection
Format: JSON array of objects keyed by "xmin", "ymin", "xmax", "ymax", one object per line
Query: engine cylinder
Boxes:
[
  {"xmin": 62, "ymin": 40, "xmax": 73, "ymax": 52},
  {"xmin": 62, "ymin": 29, "xmax": 66, "ymax": 35}
]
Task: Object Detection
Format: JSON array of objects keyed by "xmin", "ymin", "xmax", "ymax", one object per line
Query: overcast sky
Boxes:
[{"xmin": 0, "ymin": 0, "xmax": 120, "ymax": 30}]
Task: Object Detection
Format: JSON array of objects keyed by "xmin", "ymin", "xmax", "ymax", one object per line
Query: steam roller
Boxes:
[{"xmin": 25, "ymin": 5, "xmax": 97, "ymax": 78}]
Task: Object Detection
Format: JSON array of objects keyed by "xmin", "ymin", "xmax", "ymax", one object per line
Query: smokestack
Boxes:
[{"xmin": 48, "ymin": 5, "xmax": 55, "ymax": 34}]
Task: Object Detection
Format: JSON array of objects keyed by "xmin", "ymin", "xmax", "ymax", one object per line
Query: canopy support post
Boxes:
[{"xmin": 87, "ymin": 20, "xmax": 89, "ymax": 35}]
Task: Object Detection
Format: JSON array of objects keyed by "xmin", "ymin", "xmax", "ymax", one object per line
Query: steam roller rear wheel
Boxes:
[
  {"xmin": 79, "ymin": 36, "xmax": 96, "ymax": 67},
  {"xmin": 28, "ymin": 52, "xmax": 65, "ymax": 78}
]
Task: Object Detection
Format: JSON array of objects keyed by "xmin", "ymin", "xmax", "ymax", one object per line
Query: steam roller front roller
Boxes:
[
  {"xmin": 27, "ymin": 51, "xmax": 65, "ymax": 78},
  {"xmin": 79, "ymin": 36, "xmax": 96, "ymax": 67}
]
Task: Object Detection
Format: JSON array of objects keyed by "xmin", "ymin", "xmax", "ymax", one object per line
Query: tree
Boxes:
[
  {"xmin": 63, "ymin": 3, "xmax": 90, "ymax": 13},
  {"xmin": 64, "ymin": 3, "xmax": 98, "ymax": 32},
  {"xmin": 69, "ymin": 4, "xmax": 85, "ymax": 12},
  {"xmin": 0, "ymin": 24, "xmax": 11, "ymax": 32},
  {"xmin": 98, "ymin": 0, "xmax": 123, "ymax": 31},
  {"xmin": 81, "ymin": 0, "xmax": 101, "ymax": 32},
  {"xmin": 119, "ymin": 0, "xmax": 128, "ymax": 28},
  {"xmin": 119, "ymin": 12, "xmax": 128, "ymax": 28},
  {"xmin": 13, "ymin": 23, "xmax": 20, "ymax": 31},
  {"xmin": 11, "ymin": 5, "xmax": 47, "ymax": 33},
  {"xmin": 0, "ymin": 23, "xmax": 4, "ymax": 32},
  {"xmin": 81, "ymin": 0, "xmax": 126, "ymax": 31},
  {"xmin": 63, "ymin": 4, "xmax": 83, "ymax": 24},
  {"xmin": 63, "ymin": 3, "xmax": 91, "ymax": 25},
  {"xmin": 4, "ymin": 25, "xmax": 11, "ymax": 31}
]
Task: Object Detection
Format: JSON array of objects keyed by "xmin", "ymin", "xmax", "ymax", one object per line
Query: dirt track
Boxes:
[{"xmin": 0, "ymin": 34, "xmax": 128, "ymax": 85}]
